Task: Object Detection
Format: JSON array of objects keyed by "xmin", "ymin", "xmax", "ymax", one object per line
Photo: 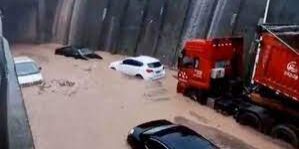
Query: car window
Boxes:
[
  {"xmin": 132, "ymin": 60, "xmax": 143, "ymax": 67},
  {"xmin": 158, "ymin": 127, "xmax": 218, "ymax": 149},
  {"xmin": 123, "ymin": 59, "xmax": 143, "ymax": 67},
  {"xmin": 123, "ymin": 59, "xmax": 134, "ymax": 65},
  {"xmin": 145, "ymin": 139, "xmax": 167, "ymax": 149},
  {"xmin": 15, "ymin": 62, "xmax": 39, "ymax": 76},
  {"xmin": 148, "ymin": 62, "xmax": 162, "ymax": 68}
]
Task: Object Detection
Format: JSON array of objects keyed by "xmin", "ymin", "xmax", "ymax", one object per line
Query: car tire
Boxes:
[
  {"xmin": 111, "ymin": 67, "xmax": 116, "ymax": 70},
  {"xmin": 271, "ymin": 124, "xmax": 298, "ymax": 147},
  {"xmin": 236, "ymin": 112, "xmax": 263, "ymax": 132},
  {"xmin": 136, "ymin": 74, "xmax": 144, "ymax": 80}
]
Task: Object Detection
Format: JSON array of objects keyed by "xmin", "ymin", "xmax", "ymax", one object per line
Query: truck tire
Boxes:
[
  {"xmin": 183, "ymin": 88, "xmax": 197, "ymax": 101},
  {"xmin": 236, "ymin": 112, "xmax": 263, "ymax": 132},
  {"xmin": 183, "ymin": 89, "xmax": 207, "ymax": 104},
  {"xmin": 196, "ymin": 90, "xmax": 207, "ymax": 105},
  {"xmin": 271, "ymin": 124, "xmax": 298, "ymax": 148}
]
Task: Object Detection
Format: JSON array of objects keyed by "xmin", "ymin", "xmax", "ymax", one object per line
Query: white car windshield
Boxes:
[{"xmin": 15, "ymin": 62, "xmax": 39, "ymax": 76}]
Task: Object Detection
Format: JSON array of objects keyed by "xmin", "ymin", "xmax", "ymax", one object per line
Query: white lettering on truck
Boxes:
[{"xmin": 284, "ymin": 61, "xmax": 298, "ymax": 80}]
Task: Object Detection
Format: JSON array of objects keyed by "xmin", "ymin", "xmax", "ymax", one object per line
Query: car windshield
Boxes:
[
  {"xmin": 158, "ymin": 128, "xmax": 217, "ymax": 149},
  {"xmin": 148, "ymin": 62, "xmax": 162, "ymax": 68},
  {"xmin": 15, "ymin": 62, "xmax": 39, "ymax": 76}
]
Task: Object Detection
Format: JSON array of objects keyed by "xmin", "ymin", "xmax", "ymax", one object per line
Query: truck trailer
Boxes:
[{"xmin": 177, "ymin": 24, "xmax": 299, "ymax": 147}]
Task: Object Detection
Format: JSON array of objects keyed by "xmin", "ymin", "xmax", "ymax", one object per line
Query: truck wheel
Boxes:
[
  {"xmin": 271, "ymin": 124, "xmax": 298, "ymax": 147},
  {"xmin": 183, "ymin": 89, "xmax": 207, "ymax": 104},
  {"xmin": 196, "ymin": 90, "xmax": 207, "ymax": 105},
  {"xmin": 236, "ymin": 112, "xmax": 263, "ymax": 132},
  {"xmin": 183, "ymin": 88, "xmax": 197, "ymax": 101}
]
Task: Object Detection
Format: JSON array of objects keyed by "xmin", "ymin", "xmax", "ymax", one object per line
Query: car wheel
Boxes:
[
  {"xmin": 271, "ymin": 124, "xmax": 298, "ymax": 147},
  {"xmin": 111, "ymin": 67, "xmax": 116, "ymax": 70},
  {"xmin": 136, "ymin": 74, "xmax": 144, "ymax": 80},
  {"xmin": 236, "ymin": 112, "xmax": 263, "ymax": 131}
]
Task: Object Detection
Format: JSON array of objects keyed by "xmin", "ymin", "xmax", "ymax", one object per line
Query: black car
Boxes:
[
  {"xmin": 127, "ymin": 120, "xmax": 218, "ymax": 149},
  {"xmin": 55, "ymin": 46, "xmax": 103, "ymax": 60}
]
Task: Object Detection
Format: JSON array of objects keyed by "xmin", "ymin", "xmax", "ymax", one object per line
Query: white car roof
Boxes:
[
  {"xmin": 14, "ymin": 56, "xmax": 35, "ymax": 64},
  {"xmin": 131, "ymin": 56, "xmax": 160, "ymax": 64}
]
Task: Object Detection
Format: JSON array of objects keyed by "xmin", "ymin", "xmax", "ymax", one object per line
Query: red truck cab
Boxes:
[{"xmin": 177, "ymin": 37, "xmax": 243, "ymax": 98}]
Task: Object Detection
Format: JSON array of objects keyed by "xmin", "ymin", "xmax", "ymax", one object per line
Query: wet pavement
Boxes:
[{"xmin": 12, "ymin": 44, "xmax": 293, "ymax": 149}]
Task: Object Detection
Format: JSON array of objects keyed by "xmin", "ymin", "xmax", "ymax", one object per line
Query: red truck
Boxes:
[{"xmin": 177, "ymin": 24, "xmax": 299, "ymax": 147}]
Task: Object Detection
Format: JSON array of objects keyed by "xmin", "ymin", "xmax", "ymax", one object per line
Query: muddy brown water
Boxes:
[{"xmin": 12, "ymin": 44, "xmax": 293, "ymax": 149}]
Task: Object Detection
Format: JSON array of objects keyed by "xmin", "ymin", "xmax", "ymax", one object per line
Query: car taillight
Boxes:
[{"xmin": 146, "ymin": 69, "xmax": 154, "ymax": 73}]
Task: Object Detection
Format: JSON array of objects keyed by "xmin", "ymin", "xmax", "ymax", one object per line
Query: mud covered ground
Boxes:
[{"xmin": 12, "ymin": 44, "xmax": 293, "ymax": 149}]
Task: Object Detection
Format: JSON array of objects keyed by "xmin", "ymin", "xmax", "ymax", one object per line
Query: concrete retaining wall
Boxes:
[{"xmin": 1, "ymin": 0, "xmax": 299, "ymax": 65}]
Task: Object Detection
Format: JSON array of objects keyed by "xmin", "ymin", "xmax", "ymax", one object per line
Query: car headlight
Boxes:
[{"xmin": 129, "ymin": 128, "xmax": 134, "ymax": 135}]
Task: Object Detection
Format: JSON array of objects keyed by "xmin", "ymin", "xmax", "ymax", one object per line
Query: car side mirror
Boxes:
[{"xmin": 39, "ymin": 67, "xmax": 42, "ymax": 71}]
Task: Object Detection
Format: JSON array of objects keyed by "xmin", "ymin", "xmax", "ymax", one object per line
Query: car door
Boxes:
[
  {"xmin": 119, "ymin": 59, "xmax": 137, "ymax": 75},
  {"xmin": 129, "ymin": 60, "xmax": 143, "ymax": 75}
]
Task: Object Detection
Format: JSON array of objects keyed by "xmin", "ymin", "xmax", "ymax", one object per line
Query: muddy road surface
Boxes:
[{"xmin": 12, "ymin": 44, "xmax": 293, "ymax": 149}]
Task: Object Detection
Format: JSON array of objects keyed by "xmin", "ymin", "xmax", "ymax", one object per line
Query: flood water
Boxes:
[{"xmin": 12, "ymin": 44, "xmax": 293, "ymax": 149}]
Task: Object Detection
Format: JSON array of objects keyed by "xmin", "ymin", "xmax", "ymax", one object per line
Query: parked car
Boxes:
[
  {"xmin": 109, "ymin": 56, "xmax": 165, "ymax": 80},
  {"xmin": 14, "ymin": 56, "xmax": 43, "ymax": 87},
  {"xmin": 55, "ymin": 46, "xmax": 103, "ymax": 60},
  {"xmin": 127, "ymin": 120, "xmax": 218, "ymax": 149}
]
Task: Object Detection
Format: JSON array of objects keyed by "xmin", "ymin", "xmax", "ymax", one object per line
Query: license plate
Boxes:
[{"xmin": 156, "ymin": 71, "xmax": 161, "ymax": 74}]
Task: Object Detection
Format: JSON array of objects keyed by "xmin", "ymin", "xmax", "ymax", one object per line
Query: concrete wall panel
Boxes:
[
  {"xmin": 135, "ymin": 0, "xmax": 166, "ymax": 56},
  {"xmin": 117, "ymin": 0, "xmax": 147, "ymax": 55},
  {"xmin": 67, "ymin": 0, "xmax": 88, "ymax": 46},
  {"xmin": 154, "ymin": 0, "xmax": 191, "ymax": 65},
  {"xmin": 182, "ymin": 0, "xmax": 218, "ymax": 40},
  {"xmin": 79, "ymin": 0, "xmax": 109, "ymax": 49},
  {"xmin": 37, "ymin": 0, "xmax": 59, "ymax": 42},
  {"xmin": 268, "ymin": 0, "xmax": 299, "ymax": 24},
  {"xmin": 99, "ymin": 0, "xmax": 129, "ymax": 52},
  {"xmin": 208, "ymin": 0, "xmax": 242, "ymax": 38},
  {"xmin": 52, "ymin": 0, "xmax": 76, "ymax": 44},
  {"xmin": 0, "ymin": 0, "xmax": 37, "ymax": 43}
]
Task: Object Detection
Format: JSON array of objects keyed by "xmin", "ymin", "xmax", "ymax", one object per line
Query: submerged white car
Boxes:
[
  {"xmin": 109, "ymin": 56, "xmax": 165, "ymax": 80},
  {"xmin": 14, "ymin": 56, "xmax": 43, "ymax": 86}
]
